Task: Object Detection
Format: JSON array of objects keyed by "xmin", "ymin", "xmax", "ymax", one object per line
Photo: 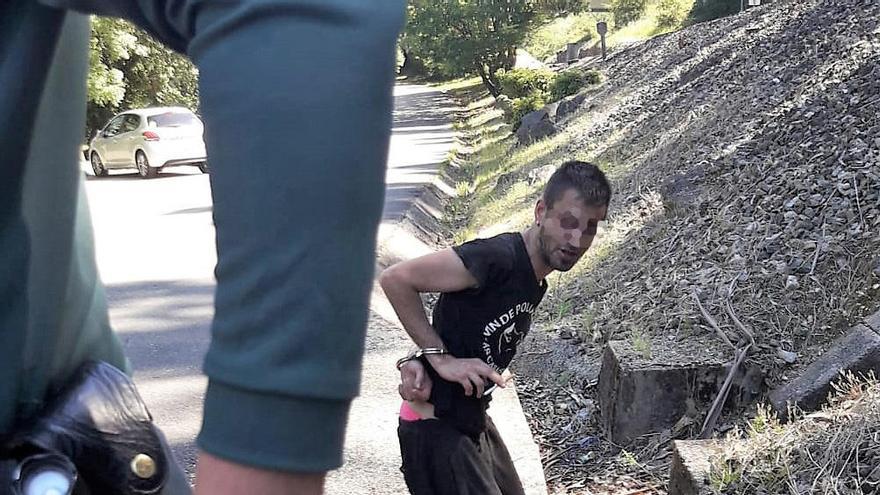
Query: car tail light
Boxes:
[{"xmin": 142, "ymin": 131, "xmax": 160, "ymax": 141}]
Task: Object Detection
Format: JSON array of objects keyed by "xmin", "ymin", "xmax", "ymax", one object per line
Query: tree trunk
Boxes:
[
  {"xmin": 505, "ymin": 46, "xmax": 517, "ymax": 70},
  {"xmin": 399, "ymin": 48, "xmax": 426, "ymax": 77},
  {"xmin": 475, "ymin": 60, "xmax": 501, "ymax": 97},
  {"xmin": 399, "ymin": 48, "xmax": 411, "ymax": 75}
]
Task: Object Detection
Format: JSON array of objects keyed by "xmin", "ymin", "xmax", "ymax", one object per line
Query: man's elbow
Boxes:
[{"xmin": 379, "ymin": 264, "xmax": 404, "ymax": 293}]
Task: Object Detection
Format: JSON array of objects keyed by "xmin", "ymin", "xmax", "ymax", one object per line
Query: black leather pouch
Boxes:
[{"xmin": 19, "ymin": 362, "xmax": 168, "ymax": 494}]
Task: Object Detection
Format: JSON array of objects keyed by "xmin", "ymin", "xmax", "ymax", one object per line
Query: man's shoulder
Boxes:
[
  {"xmin": 454, "ymin": 232, "xmax": 519, "ymax": 254},
  {"xmin": 451, "ymin": 233, "xmax": 520, "ymax": 284}
]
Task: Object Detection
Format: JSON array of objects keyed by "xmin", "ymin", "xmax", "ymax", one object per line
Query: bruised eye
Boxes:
[
  {"xmin": 560, "ymin": 214, "xmax": 579, "ymax": 230},
  {"xmin": 559, "ymin": 213, "xmax": 598, "ymax": 235}
]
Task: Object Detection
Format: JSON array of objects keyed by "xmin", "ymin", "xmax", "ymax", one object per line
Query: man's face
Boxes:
[{"xmin": 536, "ymin": 189, "xmax": 607, "ymax": 272}]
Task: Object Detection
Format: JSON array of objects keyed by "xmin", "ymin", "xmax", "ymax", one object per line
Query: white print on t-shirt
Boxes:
[{"xmin": 481, "ymin": 302, "xmax": 537, "ymax": 370}]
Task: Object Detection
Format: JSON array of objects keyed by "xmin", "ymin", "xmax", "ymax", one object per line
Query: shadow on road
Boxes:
[
  {"xmin": 105, "ymin": 279, "xmax": 214, "ymax": 481},
  {"xmin": 392, "ymin": 90, "xmax": 454, "ymax": 130},
  {"xmin": 85, "ymin": 171, "xmax": 202, "ymax": 181}
]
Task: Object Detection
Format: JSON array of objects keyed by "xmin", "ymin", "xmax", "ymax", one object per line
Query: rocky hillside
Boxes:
[
  {"xmin": 544, "ymin": 0, "xmax": 879, "ymax": 379},
  {"xmin": 475, "ymin": 0, "xmax": 880, "ymax": 491}
]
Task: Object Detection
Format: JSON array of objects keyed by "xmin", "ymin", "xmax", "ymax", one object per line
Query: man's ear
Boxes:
[{"xmin": 535, "ymin": 198, "xmax": 547, "ymax": 225}]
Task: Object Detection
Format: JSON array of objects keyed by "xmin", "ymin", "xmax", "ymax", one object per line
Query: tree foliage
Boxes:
[
  {"xmin": 656, "ymin": 0, "xmax": 694, "ymax": 29},
  {"xmin": 87, "ymin": 17, "xmax": 199, "ymax": 138},
  {"xmin": 402, "ymin": 1, "xmax": 538, "ymax": 96},
  {"xmin": 532, "ymin": 0, "xmax": 592, "ymax": 14},
  {"xmin": 687, "ymin": 0, "xmax": 740, "ymax": 23},
  {"xmin": 610, "ymin": 0, "xmax": 649, "ymax": 27}
]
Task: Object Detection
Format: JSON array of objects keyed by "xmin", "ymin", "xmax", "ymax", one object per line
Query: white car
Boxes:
[{"xmin": 89, "ymin": 107, "xmax": 208, "ymax": 179}]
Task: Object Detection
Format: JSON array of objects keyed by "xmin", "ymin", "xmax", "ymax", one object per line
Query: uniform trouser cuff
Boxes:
[{"xmin": 196, "ymin": 380, "xmax": 351, "ymax": 473}]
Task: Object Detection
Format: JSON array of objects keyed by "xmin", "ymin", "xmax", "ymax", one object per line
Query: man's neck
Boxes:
[{"xmin": 521, "ymin": 226, "xmax": 553, "ymax": 282}]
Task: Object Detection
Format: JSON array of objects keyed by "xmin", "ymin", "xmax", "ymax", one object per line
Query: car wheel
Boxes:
[
  {"xmin": 198, "ymin": 162, "xmax": 209, "ymax": 174},
  {"xmin": 136, "ymin": 151, "xmax": 158, "ymax": 179},
  {"xmin": 90, "ymin": 152, "xmax": 108, "ymax": 177}
]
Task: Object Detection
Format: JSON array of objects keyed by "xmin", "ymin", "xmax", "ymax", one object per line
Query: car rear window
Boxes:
[{"xmin": 147, "ymin": 112, "xmax": 200, "ymax": 128}]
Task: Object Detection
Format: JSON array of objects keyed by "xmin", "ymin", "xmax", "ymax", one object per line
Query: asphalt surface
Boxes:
[{"xmin": 85, "ymin": 84, "xmax": 457, "ymax": 490}]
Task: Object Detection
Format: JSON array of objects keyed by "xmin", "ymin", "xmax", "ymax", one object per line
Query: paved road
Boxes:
[{"xmin": 85, "ymin": 84, "xmax": 456, "ymax": 490}]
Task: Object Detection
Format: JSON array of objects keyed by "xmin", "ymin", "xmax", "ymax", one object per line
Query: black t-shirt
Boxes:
[{"xmin": 427, "ymin": 232, "xmax": 547, "ymax": 436}]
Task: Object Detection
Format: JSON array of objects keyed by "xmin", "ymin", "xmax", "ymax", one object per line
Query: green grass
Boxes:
[
  {"xmin": 631, "ymin": 330, "xmax": 653, "ymax": 359},
  {"xmin": 458, "ymin": 129, "xmax": 573, "ymax": 241},
  {"xmin": 521, "ymin": 1, "xmax": 693, "ymax": 63},
  {"xmin": 607, "ymin": 15, "xmax": 660, "ymax": 45},
  {"xmin": 524, "ymin": 11, "xmax": 608, "ymax": 61},
  {"xmin": 709, "ymin": 374, "xmax": 880, "ymax": 493},
  {"xmin": 606, "ymin": 0, "xmax": 695, "ymax": 47},
  {"xmin": 430, "ymin": 76, "xmax": 483, "ymax": 93}
]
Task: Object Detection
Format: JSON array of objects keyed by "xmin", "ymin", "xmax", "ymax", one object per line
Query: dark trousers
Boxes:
[{"xmin": 398, "ymin": 416, "xmax": 525, "ymax": 495}]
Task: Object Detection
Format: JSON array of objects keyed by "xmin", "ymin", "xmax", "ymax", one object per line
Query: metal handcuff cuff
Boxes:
[
  {"xmin": 395, "ymin": 347, "xmax": 448, "ymax": 370},
  {"xmin": 395, "ymin": 348, "xmax": 503, "ymax": 396}
]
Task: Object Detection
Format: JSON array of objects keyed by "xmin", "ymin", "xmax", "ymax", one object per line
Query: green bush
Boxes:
[
  {"xmin": 656, "ymin": 0, "xmax": 694, "ymax": 29},
  {"xmin": 548, "ymin": 68, "xmax": 601, "ymax": 100},
  {"xmin": 610, "ymin": 0, "xmax": 648, "ymax": 27},
  {"xmin": 508, "ymin": 92, "xmax": 548, "ymax": 130},
  {"xmin": 498, "ymin": 68, "xmax": 555, "ymax": 99}
]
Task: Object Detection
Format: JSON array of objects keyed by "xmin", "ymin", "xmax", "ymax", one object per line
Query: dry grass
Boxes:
[{"xmin": 710, "ymin": 373, "xmax": 880, "ymax": 494}]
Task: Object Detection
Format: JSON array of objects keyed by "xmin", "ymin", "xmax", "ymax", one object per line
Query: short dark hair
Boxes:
[{"xmin": 543, "ymin": 161, "xmax": 611, "ymax": 210}]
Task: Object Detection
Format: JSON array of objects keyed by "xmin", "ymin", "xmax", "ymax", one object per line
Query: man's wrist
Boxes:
[
  {"xmin": 396, "ymin": 347, "xmax": 449, "ymax": 370},
  {"xmin": 425, "ymin": 352, "xmax": 454, "ymax": 367}
]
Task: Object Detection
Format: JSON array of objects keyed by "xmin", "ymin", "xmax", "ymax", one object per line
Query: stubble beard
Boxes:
[{"xmin": 538, "ymin": 226, "xmax": 569, "ymax": 272}]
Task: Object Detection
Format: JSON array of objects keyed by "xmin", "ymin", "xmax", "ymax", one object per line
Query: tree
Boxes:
[
  {"xmin": 403, "ymin": 1, "xmax": 538, "ymax": 97},
  {"xmin": 688, "ymin": 0, "xmax": 740, "ymax": 23},
  {"xmin": 610, "ymin": 0, "xmax": 648, "ymax": 27},
  {"xmin": 533, "ymin": 0, "xmax": 591, "ymax": 14},
  {"xmin": 89, "ymin": 18, "xmax": 150, "ymax": 110},
  {"xmin": 87, "ymin": 18, "xmax": 199, "ymax": 139}
]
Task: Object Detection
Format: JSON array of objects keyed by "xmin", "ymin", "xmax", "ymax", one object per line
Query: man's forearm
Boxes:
[
  {"xmin": 379, "ymin": 272, "xmax": 444, "ymax": 349},
  {"xmin": 381, "ymin": 270, "xmax": 504, "ymax": 396}
]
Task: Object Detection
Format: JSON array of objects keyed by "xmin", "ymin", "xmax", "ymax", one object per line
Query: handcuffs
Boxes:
[
  {"xmin": 395, "ymin": 348, "xmax": 503, "ymax": 397},
  {"xmin": 395, "ymin": 347, "xmax": 448, "ymax": 370}
]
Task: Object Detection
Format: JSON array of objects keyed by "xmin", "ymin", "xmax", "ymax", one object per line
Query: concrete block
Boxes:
[
  {"xmin": 543, "ymin": 101, "xmax": 560, "ymax": 121},
  {"xmin": 668, "ymin": 440, "xmax": 723, "ymax": 495},
  {"xmin": 769, "ymin": 325, "xmax": 880, "ymax": 420},
  {"xmin": 566, "ymin": 42, "xmax": 583, "ymax": 61},
  {"xmin": 556, "ymin": 93, "xmax": 588, "ymax": 120},
  {"xmin": 597, "ymin": 340, "xmax": 763, "ymax": 444},
  {"xmin": 516, "ymin": 109, "xmax": 558, "ymax": 145},
  {"xmin": 863, "ymin": 308, "xmax": 880, "ymax": 335}
]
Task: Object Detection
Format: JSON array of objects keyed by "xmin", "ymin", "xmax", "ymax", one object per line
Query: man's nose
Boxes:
[{"xmin": 566, "ymin": 229, "xmax": 586, "ymax": 248}]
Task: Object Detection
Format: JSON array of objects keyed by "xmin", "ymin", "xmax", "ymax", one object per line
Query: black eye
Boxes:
[{"xmin": 560, "ymin": 215, "xmax": 579, "ymax": 230}]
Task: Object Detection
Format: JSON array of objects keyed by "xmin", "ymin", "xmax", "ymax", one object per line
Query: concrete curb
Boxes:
[
  {"xmin": 769, "ymin": 314, "xmax": 880, "ymax": 420},
  {"xmin": 668, "ymin": 439, "xmax": 723, "ymax": 495},
  {"xmin": 863, "ymin": 309, "xmax": 880, "ymax": 336}
]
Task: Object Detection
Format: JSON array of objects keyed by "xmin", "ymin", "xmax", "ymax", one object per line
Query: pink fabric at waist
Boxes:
[{"xmin": 399, "ymin": 401, "xmax": 422, "ymax": 421}]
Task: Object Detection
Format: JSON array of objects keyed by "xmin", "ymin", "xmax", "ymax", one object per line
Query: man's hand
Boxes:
[
  {"xmin": 398, "ymin": 359, "xmax": 432, "ymax": 402},
  {"xmin": 426, "ymin": 355, "xmax": 505, "ymax": 398}
]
